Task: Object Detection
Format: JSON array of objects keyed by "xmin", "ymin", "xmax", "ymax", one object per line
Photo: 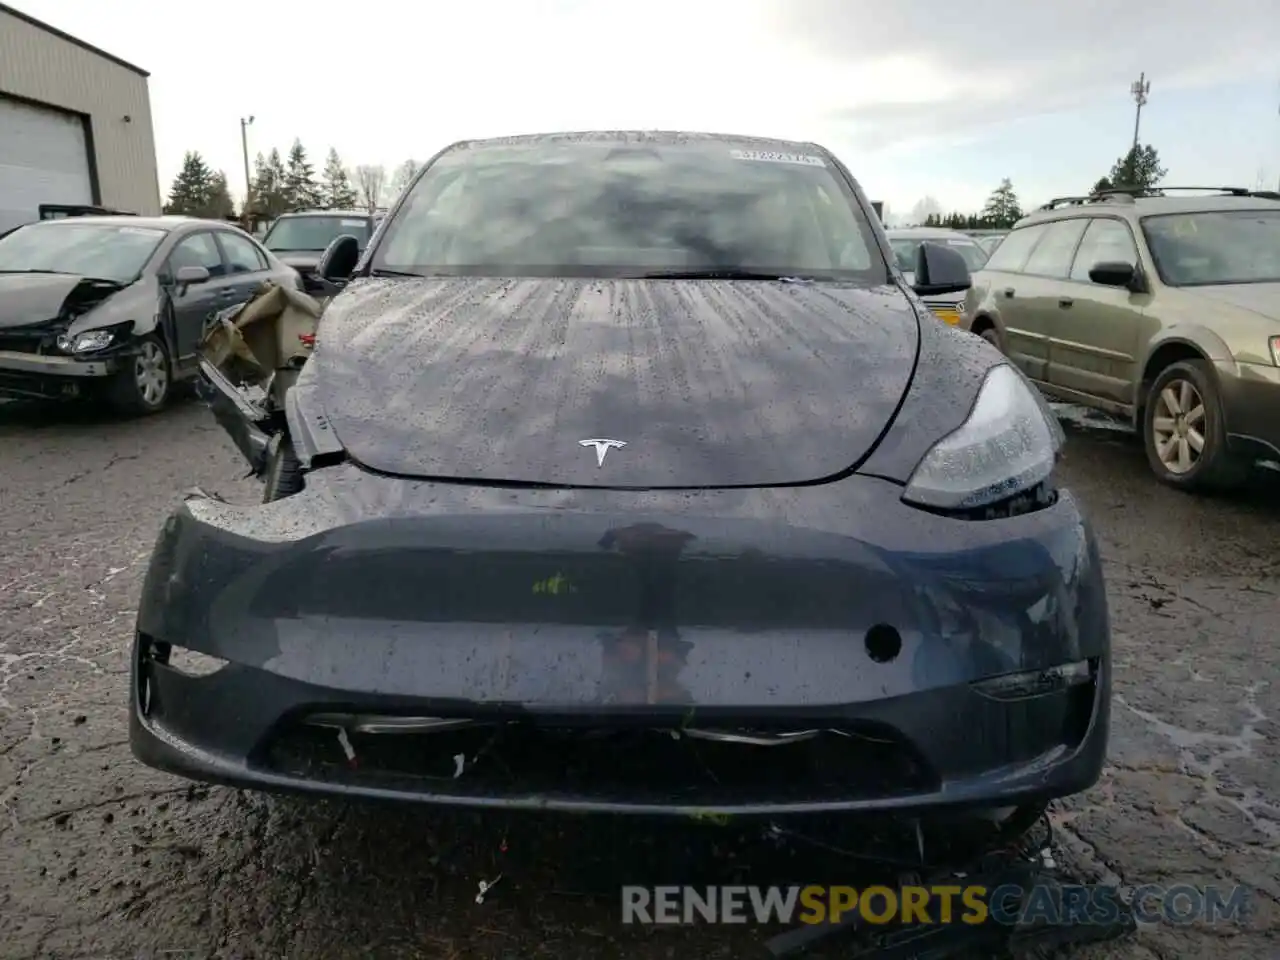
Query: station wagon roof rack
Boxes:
[
  {"xmin": 1036, "ymin": 193, "xmax": 1135, "ymax": 211},
  {"xmin": 1094, "ymin": 186, "xmax": 1278, "ymax": 199},
  {"xmin": 1036, "ymin": 186, "xmax": 1280, "ymax": 213}
]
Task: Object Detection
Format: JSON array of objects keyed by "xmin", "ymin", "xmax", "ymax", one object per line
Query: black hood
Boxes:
[
  {"xmin": 314, "ymin": 277, "xmax": 920, "ymax": 488},
  {"xmin": 0, "ymin": 273, "xmax": 114, "ymax": 328}
]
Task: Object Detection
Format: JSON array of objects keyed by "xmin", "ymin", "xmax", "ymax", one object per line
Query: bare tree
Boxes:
[
  {"xmin": 387, "ymin": 159, "xmax": 421, "ymax": 202},
  {"xmin": 909, "ymin": 196, "xmax": 942, "ymax": 226},
  {"xmin": 354, "ymin": 164, "xmax": 386, "ymax": 212}
]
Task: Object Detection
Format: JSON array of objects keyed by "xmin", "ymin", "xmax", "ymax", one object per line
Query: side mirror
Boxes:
[
  {"xmin": 174, "ymin": 264, "xmax": 210, "ymax": 293},
  {"xmin": 1088, "ymin": 261, "xmax": 1137, "ymax": 289},
  {"xmin": 317, "ymin": 234, "xmax": 361, "ymax": 282},
  {"xmin": 174, "ymin": 264, "xmax": 208, "ymax": 288},
  {"xmin": 912, "ymin": 242, "xmax": 972, "ymax": 297}
]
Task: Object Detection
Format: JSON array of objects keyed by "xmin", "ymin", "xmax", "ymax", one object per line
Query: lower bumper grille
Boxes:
[
  {"xmin": 0, "ymin": 333, "xmax": 52, "ymax": 355},
  {"xmin": 260, "ymin": 716, "xmax": 939, "ymax": 806}
]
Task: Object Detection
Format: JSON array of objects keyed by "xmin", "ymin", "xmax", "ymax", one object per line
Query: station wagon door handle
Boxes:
[
  {"xmin": 1002, "ymin": 287, "xmax": 1016, "ymax": 298},
  {"xmin": 1058, "ymin": 297, "xmax": 1074, "ymax": 308}
]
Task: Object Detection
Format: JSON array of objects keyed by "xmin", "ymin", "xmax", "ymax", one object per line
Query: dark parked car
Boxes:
[
  {"xmin": 132, "ymin": 132, "xmax": 1110, "ymax": 828},
  {"xmin": 886, "ymin": 227, "xmax": 990, "ymax": 326},
  {"xmin": 0, "ymin": 216, "xmax": 302, "ymax": 413},
  {"xmin": 261, "ymin": 210, "xmax": 376, "ymax": 280}
]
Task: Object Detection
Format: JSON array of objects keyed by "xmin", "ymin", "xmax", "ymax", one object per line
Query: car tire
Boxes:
[
  {"xmin": 1142, "ymin": 359, "xmax": 1248, "ymax": 492},
  {"xmin": 107, "ymin": 335, "xmax": 171, "ymax": 415},
  {"xmin": 976, "ymin": 326, "xmax": 1003, "ymax": 352},
  {"xmin": 262, "ymin": 434, "xmax": 305, "ymax": 503}
]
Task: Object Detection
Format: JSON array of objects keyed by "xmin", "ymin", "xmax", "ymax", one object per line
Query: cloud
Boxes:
[
  {"xmin": 12, "ymin": 0, "xmax": 1277, "ymax": 211},
  {"xmin": 767, "ymin": 0, "xmax": 1278, "ymax": 148}
]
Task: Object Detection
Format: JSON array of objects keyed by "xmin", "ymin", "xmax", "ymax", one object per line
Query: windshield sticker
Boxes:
[
  {"xmin": 729, "ymin": 149, "xmax": 825, "ymax": 167},
  {"xmin": 340, "ymin": 219, "xmax": 366, "ymax": 227},
  {"xmin": 118, "ymin": 227, "xmax": 164, "ymax": 238}
]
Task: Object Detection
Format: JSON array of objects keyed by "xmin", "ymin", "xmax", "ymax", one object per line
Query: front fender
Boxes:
[
  {"xmin": 857, "ymin": 311, "xmax": 1001, "ymax": 483},
  {"xmin": 285, "ymin": 375, "xmax": 346, "ymax": 469},
  {"xmin": 1141, "ymin": 326, "xmax": 1233, "ymax": 367}
]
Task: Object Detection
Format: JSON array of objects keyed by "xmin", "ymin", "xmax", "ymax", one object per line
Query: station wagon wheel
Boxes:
[
  {"xmin": 107, "ymin": 334, "xmax": 171, "ymax": 415},
  {"xmin": 1142, "ymin": 359, "xmax": 1247, "ymax": 492},
  {"xmin": 1151, "ymin": 377, "xmax": 1204, "ymax": 474}
]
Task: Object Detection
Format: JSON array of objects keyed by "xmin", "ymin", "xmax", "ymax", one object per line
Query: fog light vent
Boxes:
[
  {"xmin": 971, "ymin": 659, "xmax": 1093, "ymax": 701},
  {"xmin": 167, "ymin": 648, "xmax": 231, "ymax": 677}
]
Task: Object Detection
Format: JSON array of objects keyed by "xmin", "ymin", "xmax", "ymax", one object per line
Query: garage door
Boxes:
[{"xmin": 0, "ymin": 95, "xmax": 94, "ymax": 233}]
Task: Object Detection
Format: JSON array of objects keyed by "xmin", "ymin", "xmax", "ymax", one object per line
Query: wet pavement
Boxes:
[{"xmin": 0, "ymin": 396, "xmax": 1276, "ymax": 960}]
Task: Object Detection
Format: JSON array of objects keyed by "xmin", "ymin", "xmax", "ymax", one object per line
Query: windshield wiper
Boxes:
[
  {"xmin": 368, "ymin": 268, "xmax": 422, "ymax": 278},
  {"xmin": 634, "ymin": 269, "xmax": 816, "ymax": 282},
  {"xmin": 0, "ymin": 268, "xmax": 76, "ymax": 275}
]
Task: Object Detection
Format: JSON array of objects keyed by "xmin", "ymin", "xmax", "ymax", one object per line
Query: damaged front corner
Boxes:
[{"xmin": 194, "ymin": 282, "xmax": 326, "ymax": 476}]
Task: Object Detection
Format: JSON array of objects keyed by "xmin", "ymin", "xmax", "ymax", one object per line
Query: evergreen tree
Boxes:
[
  {"xmin": 201, "ymin": 171, "xmax": 236, "ymax": 220},
  {"xmin": 320, "ymin": 148, "xmax": 359, "ymax": 209},
  {"xmin": 283, "ymin": 139, "xmax": 320, "ymax": 211},
  {"xmin": 1092, "ymin": 176, "xmax": 1114, "ymax": 195},
  {"xmin": 250, "ymin": 150, "xmax": 287, "ymax": 219},
  {"xmin": 981, "ymin": 178, "xmax": 1023, "ymax": 229},
  {"xmin": 1106, "ymin": 145, "xmax": 1166, "ymax": 193},
  {"xmin": 163, "ymin": 151, "xmax": 215, "ymax": 215}
]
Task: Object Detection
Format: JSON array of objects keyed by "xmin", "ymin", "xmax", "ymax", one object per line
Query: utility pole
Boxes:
[
  {"xmin": 1129, "ymin": 73, "xmax": 1150, "ymax": 155},
  {"xmin": 240, "ymin": 116, "xmax": 254, "ymax": 230}
]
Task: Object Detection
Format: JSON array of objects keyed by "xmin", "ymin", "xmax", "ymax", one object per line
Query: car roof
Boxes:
[
  {"xmin": 440, "ymin": 129, "xmax": 830, "ymax": 156},
  {"xmin": 1019, "ymin": 191, "xmax": 1280, "ymax": 227},
  {"xmin": 885, "ymin": 227, "xmax": 979, "ymax": 240},
  {"xmin": 28, "ymin": 214, "xmax": 179, "ymax": 230},
  {"xmin": 24, "ymin": 215, "xmax": 261, "ymax": 234}
]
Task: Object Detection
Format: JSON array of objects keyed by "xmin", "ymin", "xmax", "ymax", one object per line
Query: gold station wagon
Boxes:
[{"xmin": 960, "ymin": 187, "xmax": 1280, "ymax": 491}]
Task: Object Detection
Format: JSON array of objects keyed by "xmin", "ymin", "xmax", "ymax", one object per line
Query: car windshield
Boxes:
[
  {"xmin": 0, "ymin": 222, "xmax": 167, "ymax": 283},
  {"xmin": 888, "ymin": 236, "xmax": 990, "ymax": 273},
  {"xmin": 372, "ymin": 140, "xmax": 885, "ymax": 281},
  {"xmin": 263, "ymin": 215, "xmax": 372, "ymax": 252},
  {"xmin": 1141, "ymin": 209, "xmax": 1280, "ymax": 286}
]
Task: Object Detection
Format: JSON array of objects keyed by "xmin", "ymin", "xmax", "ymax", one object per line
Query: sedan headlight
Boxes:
[
  {"xmin": 57, "ymin": 326, "xmax": 125, "ymax": 354},
  {"xmin": 903, "ymin": 363, "xmax": 1064, "ymax": 511},
  {"xmin": 1269, "ymin": 335, "xmax": 1280, "ymax": 366}
]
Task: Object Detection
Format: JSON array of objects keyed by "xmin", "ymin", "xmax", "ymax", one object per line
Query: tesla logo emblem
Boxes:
[{"xmin": 580, "ymin": 438, "xmax": 626, "ymax": 467}]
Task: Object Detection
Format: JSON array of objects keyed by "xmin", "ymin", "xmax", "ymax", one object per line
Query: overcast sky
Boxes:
[{"xmin": 15, "ymin": 0, "xmax": 1280, "ymax": 216}]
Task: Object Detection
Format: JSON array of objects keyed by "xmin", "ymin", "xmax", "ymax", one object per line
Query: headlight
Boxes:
[
  {"xmin": 903, "ymin": 363, "xmax": 1064, "ymax": 511},
  {"xmin": 57, "ymin": 327, "xmax": 120, "ymax": 353},
  {"xmin": 1269, "ymin": 335, "xmax": 1280, "ymax": 366}
]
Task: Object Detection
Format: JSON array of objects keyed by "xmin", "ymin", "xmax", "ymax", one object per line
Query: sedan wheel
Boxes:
[
  {"xmin": 108, "ymin": 335, "xmax": 171, "ymax": 415},
  {"xmin": 1142, "ymin": 359, "xmax": 1247, "ymax": 492},
  {"xmin": 134, "ymin": 341, "xmax": 169, "ymax": 409}
]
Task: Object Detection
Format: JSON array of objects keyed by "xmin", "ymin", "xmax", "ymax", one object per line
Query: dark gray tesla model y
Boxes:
[{"xmin": 130, "ymin": 132, "xmax": 1110, "ymax": 825}]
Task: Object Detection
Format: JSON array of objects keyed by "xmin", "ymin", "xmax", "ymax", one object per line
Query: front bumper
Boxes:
[
  {"xmin": 131, "ymin": 467, "xmax": 1111, "ymax": 816},
  {"xmin": 1216, "ymin": 360, "xmax": 1280, "ymax": 461},
  {"xmin": 0, "ymin": 349, "xmax": 120, "ymax": 400}
]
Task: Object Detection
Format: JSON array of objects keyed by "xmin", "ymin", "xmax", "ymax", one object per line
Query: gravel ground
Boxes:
[{"xmin": 0, "ymin": 396, "xmax": 1276, "ymax": 960}]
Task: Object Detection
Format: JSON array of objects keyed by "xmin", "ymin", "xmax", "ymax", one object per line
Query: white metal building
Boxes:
[{"xmin": 0, "ymin": 3, "xmax": 161, "ymax": 232}]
